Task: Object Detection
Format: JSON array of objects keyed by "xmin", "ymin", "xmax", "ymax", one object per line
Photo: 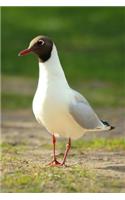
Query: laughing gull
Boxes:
[{"xmin": 19, "ymin": 35, "xmax": 114, "ymax": 166}]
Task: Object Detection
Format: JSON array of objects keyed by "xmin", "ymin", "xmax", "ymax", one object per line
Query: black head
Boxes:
[{"xmin": 19, "ymin": 35, "xmax": 53, "ymax": 62}]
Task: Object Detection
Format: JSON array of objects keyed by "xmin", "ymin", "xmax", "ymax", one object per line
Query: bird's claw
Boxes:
[{"xmin": 47, "ymin": 159, "xmax": 66, "ymax": 167}]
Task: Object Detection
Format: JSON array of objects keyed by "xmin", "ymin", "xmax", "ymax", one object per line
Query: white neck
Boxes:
[{"xmin": 38, "ymin": 44, "xmax": 69, "ymax": 87}]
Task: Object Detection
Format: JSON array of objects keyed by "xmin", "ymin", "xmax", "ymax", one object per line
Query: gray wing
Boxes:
[{"xmin": 69, "ymin": 89, "xmax": 103, "ymax": 130}]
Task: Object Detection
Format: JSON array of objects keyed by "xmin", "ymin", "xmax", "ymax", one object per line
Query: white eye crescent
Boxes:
[{"xmin": 37, "ymin": 40, "xmax": 45, "ymax": 46}]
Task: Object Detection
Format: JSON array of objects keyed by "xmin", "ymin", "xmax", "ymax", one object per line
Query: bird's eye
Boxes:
[{"xmin": 37, "ymin": 40, "xmax": 44, "ymax": 46}]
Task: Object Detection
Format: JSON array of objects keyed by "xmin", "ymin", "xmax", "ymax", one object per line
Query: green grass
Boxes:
[
  {"xmin": 1, "ymin": 8, "xmax": 125, "ymax": 192},
  {"xmin": 2, "ymin": 7, "xmax": 125, "ymax": 82},
  {"xmin": 2, "ymin": 138, "xmax": 125, "ymax": 152},
  {"xmin": 1, "ymin": 163, "xmax": 93, "ymax": 192},
  {"xmin": 1, "ymin": 7, "xmax": 125, "ymax": 109},
  {"xmin": 1, "ymin": 138, "xmax": 125, "ymax": 192},
  {"xmin": 56, "ymin": 138, "xmax": 125, "ymax": 151},
  {"xmin": 2, "ymin": 93, "xmax": 33, "ymax": 110},
  {"xmin": 2, "ymin": 164, "xmax": 125, "ymax": 192},
  {"xmin": 72, "ymin": 138, "xmax": 125, "ymax": 151}
]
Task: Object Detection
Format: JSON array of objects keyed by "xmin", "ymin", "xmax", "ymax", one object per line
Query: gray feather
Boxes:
[{"xmin": 69, "ymin": 89, "xmax": 103, "ymax": 130}]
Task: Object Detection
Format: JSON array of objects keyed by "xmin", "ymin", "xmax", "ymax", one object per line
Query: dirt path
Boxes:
[
  {"xmin": 2, "ymin": 108, "xmax": 125, "ymax": 141},
  {"xmin": 1, "ymin": 109, "xmax": 125, "ymax": 192}
]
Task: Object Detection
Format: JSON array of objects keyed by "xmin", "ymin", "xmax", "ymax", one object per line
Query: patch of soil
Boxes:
[{"xmin": 1, "ymin": 108, "xmax": 125, "ymax": 192}]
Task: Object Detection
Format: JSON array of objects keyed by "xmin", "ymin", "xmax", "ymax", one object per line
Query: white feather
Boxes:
[{"xmin": 32, "ymin": 44, "xmax": 110, "ymax": 139}]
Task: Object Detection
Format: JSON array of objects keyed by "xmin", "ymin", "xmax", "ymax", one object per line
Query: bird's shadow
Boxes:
[{"xmin": 97, "ymin": 165, "xmax": 125, "ymax": 173}]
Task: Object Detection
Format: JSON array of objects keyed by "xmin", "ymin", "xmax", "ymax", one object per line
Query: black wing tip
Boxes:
[
  {"xmin": 101, "ymin": 120, "xmax": 115, "ymax": 130},
  {"xmin": 110, "ymin": 126, "xmax": 115, "ymax": 130}
]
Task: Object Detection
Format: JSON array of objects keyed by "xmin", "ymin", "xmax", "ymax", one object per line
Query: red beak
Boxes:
[{"xmin": 18, "ymin": 48, "xmax": 32, "ymax": 56}]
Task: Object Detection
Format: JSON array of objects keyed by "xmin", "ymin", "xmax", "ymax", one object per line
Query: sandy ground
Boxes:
[
  {"xmin": 1, "ymin": 108, "xmax": 125, "ymax": 192},
  {"xmin": 2, "ymin": 107, "xmax": 125, "ymax": 141}
]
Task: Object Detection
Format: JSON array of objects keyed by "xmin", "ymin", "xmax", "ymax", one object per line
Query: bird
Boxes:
[{"xmin": 19, "ymin": 35, "xmax": 114, "ymax": 166}]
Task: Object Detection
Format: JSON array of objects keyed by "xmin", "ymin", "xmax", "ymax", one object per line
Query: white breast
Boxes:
[
  {"xmin": 32, "ymin": 72, "xmax": 69, "ymax": 129},
  {"xmin": 32, "ymin": 45, "xmax": 70, "ymax": 133},
  {"xmin": 32, "ymin": 45, "xmax": 86, "ymax": 139},
  {"xmin": 33, "ymin": 85, "xmax": 85, "ymax": 139}
]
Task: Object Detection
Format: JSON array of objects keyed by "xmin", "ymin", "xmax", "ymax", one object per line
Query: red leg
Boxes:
[
  {"xmin": 48, "ymin": 134, "xmax": 61, "ymax": 166},
  {"xmin": 52, "ymin": 134, "xmax": 56, "ymax": 161},
  {"xmin": 61, "ymin": 138, "xmax": 71, "ymax": 166}
]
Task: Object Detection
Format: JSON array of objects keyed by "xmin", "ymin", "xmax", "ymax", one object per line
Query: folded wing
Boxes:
[{"xmin": 69, "ymin": 89, "xmax": 104, "ymax": 130}]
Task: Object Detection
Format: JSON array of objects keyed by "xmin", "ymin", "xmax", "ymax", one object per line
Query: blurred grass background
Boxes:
[
  {"xmin": 1, "ymin": 7, "xmax": 125, "ymax": 109},
  {"xmin": 1, "ymin": 7, "xmax": 125, "ymax": 193}
]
